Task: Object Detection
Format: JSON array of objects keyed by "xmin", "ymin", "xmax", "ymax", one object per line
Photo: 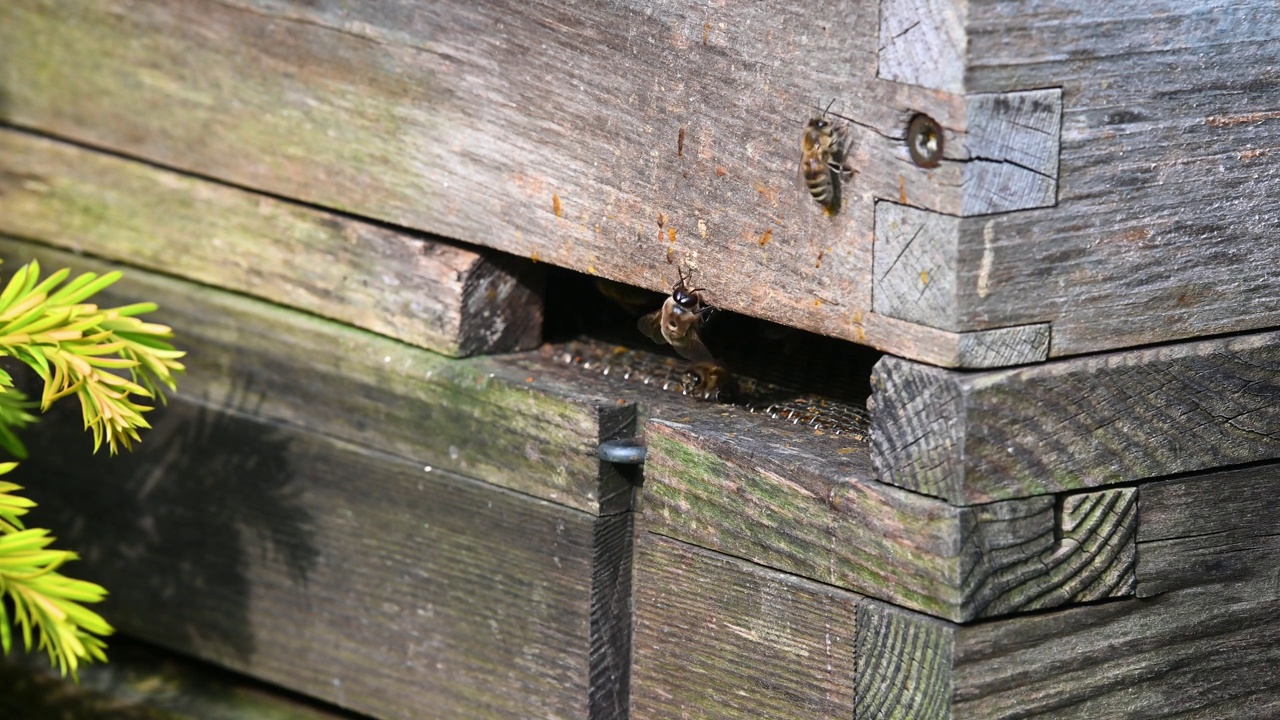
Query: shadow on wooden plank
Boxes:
[
  {"xmin": 14, "ymin": 379, "xmax": 318, "ymax": 665},
  {"xmin": 0, "ymin": 636, "xmax": 370, "ymax": 720}
]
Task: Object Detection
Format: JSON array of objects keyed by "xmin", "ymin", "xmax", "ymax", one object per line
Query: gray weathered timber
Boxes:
[
  {"xmin": 1, "ymin": 637, "xmax": 365, "ymax": 720},
  {"xmin": 951, "ymin": 572, "xmax": 1280, "ymax": 718},
  {"xmin": 871, "ymin": 331, "xmax": 1280, "ymax": 504},
  {"xmin": 630, "ymin": 532, "xmax": 860, "ymax": 720},
  {"xmin": 640, "ymin": 471, "xmax": 1280, "ymax": 717},
  {"xmin": 954, "ymin": 1, "xmax": 1280, "ymax": 355},
  {"xmin": 878, "ymin": 0, "xmax": 965, "ymax": 92},
  {"xmin": 855, "ymin": 599, "xmax": 954, "ymax": 720},
  {"xmin": 873, "ymin": 200, "xmax": 960, "ymax": 327},
  {"xmin": 959, "ymin": 89, "xmax": 1062, "ymax": 216},
  {"xmin": 0, "ymin": 128, "xmax": 542, "ymax": 357},
  {"xmin": 0, "ymin": 0, "xmax": 1100, "ymax": 367},
  {"xmin": 16, "ymin": 395, "xmax": 631, "ymax": 720},
  {"xmin": 641, "ymin": 419, "xmax": 1136, "ymax": 621},
  {"xmin": 0, "ymin": 237, "xmax": 634, "ymax": 515},
  {"xmin": 1137, "ymin": 463, "xmax": 1280, "ymax": 598},
  {"xmin": 962, "ymin": 487, "xmax": 1136, "ymax": 618}
]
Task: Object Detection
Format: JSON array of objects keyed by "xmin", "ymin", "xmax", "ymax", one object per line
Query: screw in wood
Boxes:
[
  {"xmin": 597, "ymin": 437, "xmax": 647, "ymax": 465},
  {"xmin": 907, "ymin": 113, "xmax": 944, "ymax": 168}
]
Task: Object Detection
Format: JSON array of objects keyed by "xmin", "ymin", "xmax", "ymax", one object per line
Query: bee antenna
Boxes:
[{"xmin": 824, "ymin": 98, "xmax": 836, "ymax": 116}]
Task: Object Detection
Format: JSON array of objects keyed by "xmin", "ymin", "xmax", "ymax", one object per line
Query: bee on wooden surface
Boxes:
[
  {"xmin": 681, "ymin": 362, "xmax": 737, "ymax": 403},
  {"xmin": 800, "ymin": 101, "xmax": 854, "ymax": 215},
  {"xmin": 638, "ymin": 268, "xmax": 716, "ymax": 363}
]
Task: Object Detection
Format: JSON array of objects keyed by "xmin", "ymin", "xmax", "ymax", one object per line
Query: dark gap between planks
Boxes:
[{"xmin": 541, "ymin": 265, "xmax": 880, "ymax": 437}]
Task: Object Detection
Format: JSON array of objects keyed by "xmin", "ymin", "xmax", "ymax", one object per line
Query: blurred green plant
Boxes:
[{"xmin": 0, "ymin": 260, "xmax": 184, "ymax": 678}]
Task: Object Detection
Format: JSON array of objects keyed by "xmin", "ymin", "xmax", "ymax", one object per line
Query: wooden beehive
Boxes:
[{"xmin": 0, "ymin": 0, "xmax": 1277, "ymax": 718}]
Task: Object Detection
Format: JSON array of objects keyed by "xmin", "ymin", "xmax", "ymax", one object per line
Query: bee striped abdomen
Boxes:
[{"xmin": 803, "ymin": 156, "xmax": 834, "ymax": 205}]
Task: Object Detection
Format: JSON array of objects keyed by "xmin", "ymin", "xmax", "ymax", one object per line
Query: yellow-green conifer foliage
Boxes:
[{"xmin": 0, "ymin": 260, "xmax": 184, "ymax": 677}]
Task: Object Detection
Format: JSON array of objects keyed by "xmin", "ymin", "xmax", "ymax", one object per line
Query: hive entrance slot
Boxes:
[{"xmin": 542, "ymin": 267, "xmax": 879, "ymax": 437}]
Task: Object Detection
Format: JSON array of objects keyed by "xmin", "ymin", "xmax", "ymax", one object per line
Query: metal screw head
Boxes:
[
  {"xmin": 597, "ymin": 437, "xmax": 647, "ymax": 465},
  {"xmin": 907, "ymin": 114, "xmax": 944, "ymax": 168}
]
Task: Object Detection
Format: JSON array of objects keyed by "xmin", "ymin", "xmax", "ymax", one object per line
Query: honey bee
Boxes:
[
  {"xmin": 681, "ymin": 362, "xmax": 737, "ymax": 402},
  {"xmin": 638, "ymin": 268, "xmax": 716, "ymax": 363},
  {"xmin": 800, "ymin": 102, "xmax": 854, "ymax": 214}
]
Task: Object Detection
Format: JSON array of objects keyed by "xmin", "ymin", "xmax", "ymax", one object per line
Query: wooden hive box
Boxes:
[{"xmin": 1, "ymin": 0, "xmax": 1278, "ymax": 718}]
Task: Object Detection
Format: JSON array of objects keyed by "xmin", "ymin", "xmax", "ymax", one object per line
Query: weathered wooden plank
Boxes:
[
  {"xmin": 878, "ymin": 0, "xmax": 965, "ymax": 92},
  {"xmin": 952, "ymin": 575, "xmax": 1280, "ymax": 719},
  {"xmin": 950, "ymin": 0, "xmax": 1280, "ymax": 356},
  {"xmin": 642, "ymin": 418, "xmax": 1135, "ymax": 621},
  {"xmin": 959, "ymin": 89, "xmax": 1062, "ymax": 216},
  {"xmin": 0, "ymin": 128, "xmax": 542, "ymax": 357},
  {"xmin": 873, "ymin": 200, "xmax": 960, "ymax": 327},
  {"xmin": 962, "ymin": 487, "xmax": 1136, "ymax": 618},
  {"xmin": 15, "ymin": 395, "xmax": 631, "ymax": 720},
  {"xmin": 0, "ymin": 0, "xmax": 1071, "ymax": 368},
  {"xmin": 1137, "ymin": 463, "xmax": 1280, "ymax": 598},
  {"xmin": 871, "ymin": 331, "xmax": 1280, "ymax": 504},
  {"xmin": 855, "ymin": 599, "xmax": 954, "ymax": 719},
  {"xmin": 634, "ymin": 528, "xmax": 1280, "ymax": 718},
  {"xmin": 0, "ymin": 237, "xmax": 634, "ymax": 515},
  {"xmin": 1, "ymin": 636, "xmax": 364, "ymax": 720},
  {"xmin": 630, "ymin": 532, "xmax": 859, "ymax": 720}
]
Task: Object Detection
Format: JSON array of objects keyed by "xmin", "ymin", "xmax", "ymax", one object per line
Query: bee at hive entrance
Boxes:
[
  {"xmin": 541, "ymin": 268, "xmax": 877, "ymax": 437},
  {"xmin": 799, "ymin": 100, "xmax": 855, "ymax": 216},
  {"xmin": 636, "ymin": 267, "xmax": 717, "ymax": 364}
]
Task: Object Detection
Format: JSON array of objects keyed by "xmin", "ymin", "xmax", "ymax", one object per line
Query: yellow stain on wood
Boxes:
[
  {"xmin": 898, "ymin": 176, "xmax": 907, "ymax": 204},
  {"xmin": 668, "ymin": 227, "xmax": 677, "ymax": 243},
  {"xmin": 529, "ymin": 251, "xmax": 540, "ymax": 263},
  {"xmin": 919, "ymin": 270, "xmax": 930, "ymax": 286},
  {"xmin": 758, "ymin": 228, "xmax": 772, "ymax": 246},
  {"xmin": 754, "ymin": 181, "xmax": 779, "ymax": 206},
  {"xmin": 552, "ymin": 194, "xmax": 562, "ymax": 217},
  {"xmin": 1205, "ymin": 110, "xmax": 1280, "ymax": 128},
  {"xmin": 587, "ymin": 265, "xmax": 597, "ymax": 275},
  {"xmin": 698, "ymin": 219, "xmax": 707, "ymax": 238},
  {"xmin": 813, "ymin": 298, "xmax": 823, "ymax": 307}
]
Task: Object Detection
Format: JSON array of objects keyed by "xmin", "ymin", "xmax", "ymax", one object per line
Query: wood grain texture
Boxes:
[
  {"xmin": 0, "ymin": 237, "xmax": 635, "ymax": 515},
  {"xmin": 0, "ymin": 0, "xmax": 1079, "ymax": 368},
  {"xmin": 871, "ymin": 331, "xmax": 1280, "ymax": 504},
  {"xmin": 0, "ymin": 128, "xmax": 542, "ymax": 357},
  {"xmin": 872, "ymin": 201, "xmax": 1051, "ymax": 362},
  {"xmin": 858, "ymin": 313, "xmax": 1050, "ymax": 368},
  {"xmin": 630, "ymin": 532, "xmax": 859, "ymax": 720},
  {"xmin": 15, "ymin": 395, "xmax": 631, "ymax": 720},
  {"xmin": 963, "ymin": 488, "xmax": 1136, "ymax": 619},
  {"xmin": 878, "ymin": 0, "xmax": 965, "ymax": 92},
  {"xmin": 950, "ymin": 0, "xmax": 1280, "ymax": 356},
  {"xmin": 1137, "ymin": 462, "xmax": 1280, "ymax": 598},
  {"xmin": 641, "ymin": 419, "xmax": 1132, "ymax": 622},
  {"xmin": 952, "ymin": 573, "xmax": 1280, "ymax": 719},
  {"xmin": 960, "ymin": 89, "xmax": 1061, "ymax": 215},
  {"xmin": 5, "ymin": 1, "xmax": 1275, "ymax": 361},
  {"xmin": 1, "ymin": 636, "xmax": 366, "ymax": 720},
  {"xmin": 642, "ymin": 417, "xmax": 965, "ymax": 619},
  {"xmin": 954, "ymin": 323, "xmax": 1050, "ymax": 368},
  {"xmin": 873, "ymin": 200, "xmax": 959, "ymax": 327},
  {"xmin": 855, "ymin": 599, "xmax": 953, "ymax": 719}
]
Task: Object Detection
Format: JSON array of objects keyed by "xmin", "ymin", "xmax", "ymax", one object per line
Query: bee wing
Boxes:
[
  {"xmin": 829, "ymin": 125, "xmax": 856, "ymax": 178},
  {"xmin": 673, "ymin": 328, "xmax": 717, "ymax": 364},
  {"xmin": 637, "ymin": 310, "xmax": 666, "ymax": 344}
]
